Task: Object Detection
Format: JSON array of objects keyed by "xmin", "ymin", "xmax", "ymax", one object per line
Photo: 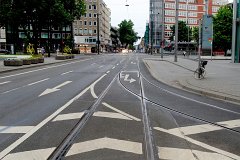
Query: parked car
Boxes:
[{"xmin": 0, "ymin": 49, "xmax": 10, "ymax": 54}]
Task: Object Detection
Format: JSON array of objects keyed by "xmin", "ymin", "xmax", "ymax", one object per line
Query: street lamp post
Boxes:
[
  {"xmin": 174, "ymin": 0, "xmax": 179, "ymax": 62},
  {"xmin": 231, "ymin": 0, "xmax": 237, "ymax": 63},
  {"xmin": 97, "ymin": 13, "xmax": 101, "ymax": 55},
  {"xmin": 150, "ymin": 10, "xmax": 153, "ymax": 55},
  {"xmin": 186, "ymin": 0, "xmax": 190, "ymax": 56},
  {"xmin": 161, "ymin": 0, "xmax": 165, "ymax": 59}
]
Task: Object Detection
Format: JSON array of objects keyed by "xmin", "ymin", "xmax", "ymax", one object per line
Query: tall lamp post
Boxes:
[
  {"xmin": 161, "ymin": 0, "xmax": 165, "ymax": 59},
  {"xmin": 150, "ymin": 10, "xmax": 153, "ymax": 55},
  {"xmin": 97, "ymin": 13, "xmax": 101, "ymax": 55},
  {"xmin": 174, "ymin": 0, "xmax": 179, "ymax": 62}
]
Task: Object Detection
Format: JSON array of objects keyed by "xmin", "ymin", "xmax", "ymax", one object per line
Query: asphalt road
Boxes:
[{"xmin": 0, "ymin": 53, "xmax": 239, "ymax": 160}]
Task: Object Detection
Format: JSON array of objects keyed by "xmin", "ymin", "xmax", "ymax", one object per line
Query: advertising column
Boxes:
[{"xmin": 232, "ymin": 0, "xmax": 240, "ymax": 63}]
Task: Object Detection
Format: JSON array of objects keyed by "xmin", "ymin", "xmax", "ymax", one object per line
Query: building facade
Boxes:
[
  {"xmin": 149, "ymin": 0, "xmax": 164, "ymax": 53},
  {"xmin": 0, "ymin": 28, "xmax": 6, "ymax": 49},
  {"xmin": 73, "ymin": 0, "xmax": 111, "ymax": 53},
  {"xmin": 164, "ymin": 0, "xmax": 228, "ymax": 40}
]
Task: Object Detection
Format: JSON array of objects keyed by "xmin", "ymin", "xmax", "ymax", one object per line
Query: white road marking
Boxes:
[
  {"xmin": 52, "ymin": 112, "xmax": 85, "ymax": 122},
  {"xmin": 52, "ymin": 111, "xmax": 133, "ymax": 122},
  {"xmin": 169, "ymin": 119, "xmax": 240, "ymax": 135},
  {"xmin": 131, "ymin": 62, "xmax": 136, "ymax": 64},
  {"xmin": 112, "ymin": 66, "xmax": 115, "ymax": 69},
  {"xmin": 94, "ymin": 111, "xmax": 132, "ymax": 120},
  {"xmin": 61, "ymin": 71, "xmax": 73, "ymax": 75},
  {"xmin": 0, "ymin": 74, "xmax": 106, "ymax": 159},
  {"xmin": 89, "ymin": 74, "xmax": 107, "ymax": 99},
  {"xmin": 98, "ymin": 65, "xmax": 104, "ymax": 68},
  {"xmin": 0, "ymin": 58, "xmax": 92, "ymax": 80},
  {"xmin": 2, "ymin": 148, "xmax": 55, "ymax": 160},
  {"xmin": 102, "ymin": 102, "xmax": 141, "ymax": 121},
  {"xmin": 1, "ymin": 87, "xmax": 20, "ymax": 94},
  {"xmin": 158, "ymin": 147, "xmax": 234, "ymax": 160},
  {"xmin": 154, "ymin": 127, "xmax": 240, "ymax": 160},
  {"xmin": 0, "ymin": 81, "xmax": 11, "ymax": 85},
  {"xmin": 0, "ymin": 126, "xmax": 34, "ymax": 134},
  {"xmin": 116, "ymin": 64, "xmax": 119, "ymax": 66},
  {"xmin": 39, "ymin": 81, "xmax": 72, "ymax": 97},
  {"xmin": 66, "ymin": 137, "xmax": 142, "ymax": 156},
  {"xmin": 123, "ymin": 74, "xmax": 136, "ymax": 83},
  {"xmin": 91, "ymin": 63, "xmax": 96, "ymax": 65},
  {"xmin": 27, "ymin": 78, "xmax": 49, "ymax": 86},
  {"xmin": 106, "ymin": 71, "xmax": 110, "ymax": 74}
]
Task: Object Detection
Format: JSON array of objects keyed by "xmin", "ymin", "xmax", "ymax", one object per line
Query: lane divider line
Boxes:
[
  {"xmin": 28, "ymin": 78, "xmax": 50, "ymax": 86},
  {"xmin": 61, "ymin": 71, "xmax": 73, "ymax": 75},
  {"xmin": 0, "ymin": 81, "xmax": 11, "ymax": 85}
]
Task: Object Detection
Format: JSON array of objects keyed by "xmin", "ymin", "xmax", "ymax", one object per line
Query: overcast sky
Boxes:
[
  {"xmin": 103, "ymin": 0, "xmax": 149, "ymax": 40},
  {"xmin": 103, "ymin": 0, "xmax": 233, "ymax": 44}
]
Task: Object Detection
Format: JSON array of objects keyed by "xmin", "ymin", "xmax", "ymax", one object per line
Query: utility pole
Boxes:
[
  {"xmin": 186, "ymin": 0, "xmax": 190, "ymax": 56},
  {"xmin": 150, "ymin": 11, "xmax": 153, "ymax": 55},
  {"xmin": 161, "ymin": 0, "xmax": 165, "ymax": 59},
  {"xmin": 198, "ymin": 19, "xmax": 202, "ymax": 78},
  {"xmin": 97, "ymin": 13, "xmax": 101, "ymax": 55},
  {"xmin": 174, "ymin": 0, "xmax": 179, "ymax": 62}
]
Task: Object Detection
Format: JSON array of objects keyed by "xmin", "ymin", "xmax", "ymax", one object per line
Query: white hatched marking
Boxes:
[
  {"xmin": 112, "ymin": 66, "xmax": 115, "ymax": 69},
  {"xmin": 102, "ymin": 102, "xmax": 141, "ymax": 121},
  {"xmin": 98, "ymin": 65, "xmax": 104, "ymax": 68},
  {"xmin": 94, "ymin": 111, "xmax": 132, "ymax": 120},
  {"xmin": 2, "ymin": 148, "xmax": 55, "ymax": 160},
  {"xmin": 154, "ymin": 127, "xmax": 240, "ymax": 160},
  {"xmin": 52, "ymin": 112, "xmax": 85, "ymax": 122},
  {"xmin": 0, "ymin": 81, "xmax": 11, "ymax": 85},
  {"xmin": 61, "ymin": 71, "xmax": 73, "ymax": 75},
  {"xmin": 106, "ymin": 71, "xmax": 110, "ymax": 74},
  {"xmin": 169, "ymin": 119, "xmax": 240, "ymax": 135},
  {"xmin": 158, "ymin": 147, "xmax": 234, "ymax": 160},
  {"xmin": 0, "ymin": 126, "xmax": 34, "ymax": 134},
  {"xmin": 66, "ymin": 137, "xmax": 142, "ymax": 156},
  {"xmin": 52, "ymin": 111, "xmax": 133, "ymax": 122},
  {"xmin": 27, "ymin": 78, "xmax": 49, "ymax": 86},
  {"xmin": 0, "ymin": 74, "xmax": 105, "ymax": 159}
]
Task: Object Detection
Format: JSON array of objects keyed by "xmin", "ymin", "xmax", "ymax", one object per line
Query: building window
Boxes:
[
  {"xmin": 94, "ymin": 30, "xmax": 97, "ymax": 34},
  {"xmin": 94, "ymin": 21, "xmax": 97, "ymax": 26},
  {"xmin": 84, "ymin": 21, "xmax": 87, "ymax": 25},
  {"xmin": 89, "ymin": 13, "xmax": 92, "ymax": 17},
  {"xmin": 84, "ymin": 29, "xmax": 88, "ymax": 35},
  {"xmin": 92, "ymin": 4, "xmax": 97, "ymax": 10},
  {"xmin": 79, "ymin": 29, "xmax": 83, "ymax": 35},
  {"xmin": 89, "ymin": 21, "xmax": 92, "ymax": 26},
  {"xmin": 89, "ymin": 5, "xmax": 92, "ymax": 10}
]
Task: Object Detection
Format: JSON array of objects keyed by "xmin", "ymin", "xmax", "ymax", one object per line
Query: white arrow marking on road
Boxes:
[
  {"xmin": 0, "ymin": 81, "xmax": 11, "ymax": 85},
  {"xmin": 2, "ymin": 148, "xmax": 55, "ymax": 160},
  {"xmin": 39, "ymin": 81, "xmax": 72, "ymax": 97},
  {"xmin": 131, "ymin": 61, "xmax": 136, "ymax": 64},
  {"xmin": 154, "ymin": 127, "xmax": 240, "ymax": 160},
  {"xmin": 66, "ymin": 137, "xmax": 142, "ymax": 157},
  {"xmin": 158, "ymin": 147, "xmax": 234, "ymax": 160},
  {"xmin": 124, "ymin": 74, "xmax": 136, "ymax": 83},
  {"xmin": 0, "ymin": 126, "xmax": 34, "ymax": 134}
]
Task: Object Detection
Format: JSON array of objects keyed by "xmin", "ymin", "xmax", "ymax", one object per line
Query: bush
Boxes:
[{"xmin": 72, "ymin": 49, "xmax": 79, "ymax": 54}]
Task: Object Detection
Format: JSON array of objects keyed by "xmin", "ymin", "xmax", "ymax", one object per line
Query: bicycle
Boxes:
[{"xmin": 194, "ymin": 60, "xmax": 208, "ymax": 80}]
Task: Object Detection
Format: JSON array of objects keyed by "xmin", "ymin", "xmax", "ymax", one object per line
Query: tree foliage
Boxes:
[
  {"xmin": 118, "ymin": 20, "xmax": 139, "ymax": 48},
  {"xmin": 192, "ymin": 27, "xmax": 199, "ymax": 43},
  {"xmin": 169, "ymin": 21, "xmax": 192, "ymax": 42},
  {"xmin": 213, "ymin": 5, "xmax": 232, "ymax": 55}
]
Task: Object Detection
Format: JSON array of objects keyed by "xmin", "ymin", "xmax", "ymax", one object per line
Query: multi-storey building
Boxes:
[
  {"xmin": 0, "ymin": 28, "xmax": 6, "ymax": 49},
  {"xmin": 149, "ymin": 0, "xmax": 164, "ymax": 53},
  {"xmin": 164, "ymin": 0, "xmax": 228, "ymax": 40},
  {"xmin": 73, "ymin": 0, "xmax": 111, "ymax": 53}
]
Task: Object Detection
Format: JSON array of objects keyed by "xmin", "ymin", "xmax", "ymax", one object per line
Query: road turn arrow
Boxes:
[
  {"xmin": 39, "ymin": 81, "xmax": 72, "ymax": 97},
  {"xmin": 124, "ymin": 74, "xmax": 136, "ymax": 83}
]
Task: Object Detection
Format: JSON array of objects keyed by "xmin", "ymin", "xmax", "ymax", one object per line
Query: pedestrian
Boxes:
[
  {"xmin": 41, "ymin": 47, "xmax": 45, "ymax": 56},
  {"xmin": 183, "ymin": 51, "xmax": 186, "ymax": 57}
]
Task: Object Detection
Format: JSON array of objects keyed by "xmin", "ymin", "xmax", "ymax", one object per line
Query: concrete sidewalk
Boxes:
[
  {"xmin": 144, "ymin": 56, "xmax": 240, "ymax": 104},
  {"xmin": 0, "ymin": 54, "xmax": 89, "ymax": 73}
]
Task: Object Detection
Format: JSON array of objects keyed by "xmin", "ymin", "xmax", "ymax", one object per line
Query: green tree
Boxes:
[
  {"xmin": 192, "ymin": 27, "xmax": 199, "ymax": 43},
  {"xmin": 0, "ymin": 0, "xmax": 86, "ymax": 54},
  {"xmin": 118, "ymin": 20, "xmax": 139, "ymax": 48},
  {"xmin": 169, "ymin": 21, "xmax": 192, "ymax": 42},
  {"xmin": 213, "ymin": 5, "xmax": 233, "ymax": 56}
]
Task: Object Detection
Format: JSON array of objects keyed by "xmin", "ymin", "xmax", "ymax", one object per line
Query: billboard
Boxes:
[{"xmin": 202, "ymin": 15, "xmax": 213, "ymax": 50}]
